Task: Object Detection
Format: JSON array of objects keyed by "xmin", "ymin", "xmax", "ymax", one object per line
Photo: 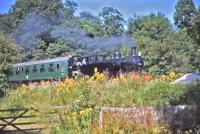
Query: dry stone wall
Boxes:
[{"xmin": 99, "ymin": 105, "xmax": 199, "ymax": 130}]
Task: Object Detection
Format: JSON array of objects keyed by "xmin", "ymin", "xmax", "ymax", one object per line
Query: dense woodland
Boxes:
[{"xmin": 0, "ymin": 0, "xmax": 199, "ymax": 94}]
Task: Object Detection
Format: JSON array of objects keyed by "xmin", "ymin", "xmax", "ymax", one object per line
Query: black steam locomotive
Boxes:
[{"xmin": 69, "ymin": 46, "xmax": 143, "ymax": 78}]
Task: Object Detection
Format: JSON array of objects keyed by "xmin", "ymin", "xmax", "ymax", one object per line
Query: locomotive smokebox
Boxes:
[
  {"xmin": 131, "ymin": 46, "xmax": 137, "ymax": 56},
  {"xmin": 113, "ymin": 51, "xmax": 121, "ymax": 59}
]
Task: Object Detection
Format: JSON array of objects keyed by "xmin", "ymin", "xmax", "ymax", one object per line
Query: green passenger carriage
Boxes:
[{"xmin": 8, "ymin": 57, "xmax": 69, "ymax": 82}]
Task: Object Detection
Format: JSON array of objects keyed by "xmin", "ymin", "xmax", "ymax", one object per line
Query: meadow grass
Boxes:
[{"xmin": 0, "ymin": 74, "xmax": 199, "ymax": 133}]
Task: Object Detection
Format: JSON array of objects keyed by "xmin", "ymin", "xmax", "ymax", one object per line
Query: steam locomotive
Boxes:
[{"xmin": 8, "ymin": 46, "xmax": 143, "ymax": 82}]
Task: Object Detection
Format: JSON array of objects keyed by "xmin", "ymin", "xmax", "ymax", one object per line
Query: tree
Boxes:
[
  {"xmin": 0, "ymin": 14, "xmax": 14, "ymax": 32},
  {"xmin": 64, "ymin": 0, "xmax": 78, "ymax": 19},
  {"xmin": 0, "ymin": 32, "xmax": 21, "ymax": 95},
  {"xmin": 37, "ymin": 0, "xmax": 64, "ymax": 16},
  {"xmin": 5, "ymin": 0, "xmax": 64, "ymax": 30},
  {"xmin": 186, "ymin": 8, "xmax": 200, "ymax": 71},
  {"xmin": 0, "ymin": 32, "xmax": 21, "ymax": 73},
  {"xmin": 99, "ymin": 7, "xmax": 125, "ymax": 36},
  {"xmin": 174, "ymin": 0, "xmax": 197, "ymax": 29},
  {"xmin": 47, "ymin": 41, "xmax": 72, "ymax": 58},
  {"xmin": 78, "ymin": 11, "xmax": 103, "ymax": 37},
  {"xmin": 127, "ymin": 13, "xmax": 190, "ymax": 76},
  {"xmin": 79, "ymin": 11, "xmax": 100, "ymax": 23},
  {"xmin": 31, "ymin": 39, "xmax": 48, "ymax": 60},
  {"xmin": 191, "ymin": 9, "xmax": 200, "ymax": 44},
  {"xmin": 172, "ymin": 29, "xmax": 195, "ymax": 72},
  {"xmin": 128, "ymin": 13, "xmax": 173, "ymax": 43},
  {"xmin": 8, "ymin": 0, "xmax": 37, "ymax": 29}
]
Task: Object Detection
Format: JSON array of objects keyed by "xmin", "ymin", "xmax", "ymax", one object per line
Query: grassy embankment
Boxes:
[{"xmin": 0, "ymin": 73, "xmax": 199, "ymax": 133}]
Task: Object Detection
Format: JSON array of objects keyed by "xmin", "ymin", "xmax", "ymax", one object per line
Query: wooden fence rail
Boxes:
[{"xmin": 0, "ymin": 106, "xmax": 69, "ymax": 134}]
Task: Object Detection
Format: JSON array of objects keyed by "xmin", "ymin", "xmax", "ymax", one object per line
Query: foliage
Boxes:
[
  {"xmin": 37, "ymin": 0, "xmax": 64, "ymax": 16},
  {"xmin": 79, "ymin": 11, "xmax": 100, "ymax": 24},
  {"xmin": 99, "ymin": 7, "xmax": 125, "ymax": 36},
  {"xmin": 0, "ymin": 73, "xmax": 9, "ymax": 97},
  {"xmin": 79, "ymin": 12, "xmax": 103, "ymax": 37},
  {"xmin": 172, "ymin": 28, "xmax": 199, "ymax": 72},
  {"xmin": 0, "ymin": 32, "xmax": 21, "ymax": 96},
  {"xmin": 1, "ymin": 0, "xmax": 64, "ymax": 31},
  {"xmin": 0, "ymin": 0, "xmax": 199, "ymax": 75},
  {"xmin": 128, "ymin": 14, "xmax": 175, "ymax": 76},
  {"xmin": 174, "ymin": 0, "xmax": 197, "ymax": 29},
  {"xmin": 127, "ymin": 12, "xmax": 200, "ymax": 75},
  {"xmin": 1, "ymin": 75, "xmax": 199, "ymax": 133},
  {"xmin": 186, "ymin": 43, "xmax": 200, "ymax": 72},
  {"xmin": 187, "ymin": 9, "xmax": 200, "ymax": 71},
  {"xmin": 191, "ymin": 9, "xmax": 200, "ymax": 45},
  {"xmin": 173, "ymin": 82, "xmax": 200, "ymax": 105},
  {"xmin": 0, "ymin": 32, "xmax": 21, "ymax": 73},
  {"xmin": 47, "ymin": 41, "xmax": 72, "ymax": 58},
  {"xmin": 64, "ymin": 0, "xmax": 78, "ymax": 19},
  {"xmin": 0, "ymin": 13, "xmax": 13, "ymax": 32},
  {"xmin": 27, "ymin": 39, "xmax": 78, "ymax": 61},
  {"xmin": 30, "ymin": 39, "xmax": 48, "ymax": 60},
  {"xmin": 174, "ymin": 0, "xmax": 200, "ymax": 72}
]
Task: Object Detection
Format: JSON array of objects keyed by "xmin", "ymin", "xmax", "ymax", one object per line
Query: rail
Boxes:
[{"xmin": 0, "ymin": 106, "xmax": 69, "ymax": 134}]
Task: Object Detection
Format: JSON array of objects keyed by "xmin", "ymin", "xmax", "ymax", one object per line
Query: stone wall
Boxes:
[{"xmin": 99, "ymin": 105, "xmax": 199, "ymax": 130}]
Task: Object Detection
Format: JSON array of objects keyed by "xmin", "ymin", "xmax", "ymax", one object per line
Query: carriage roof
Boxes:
[{"xmin": 13, "ymin": 56, "xmax": 70, "ymax": 67}]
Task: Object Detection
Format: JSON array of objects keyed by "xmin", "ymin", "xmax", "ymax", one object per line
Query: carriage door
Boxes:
[
  {"xmin": 56, "ymin": 63, "xmax": 61, "ymax": 80},
  {"xmin": 60, "ymin": 62, "xmax": 66, "ymax": 78}
]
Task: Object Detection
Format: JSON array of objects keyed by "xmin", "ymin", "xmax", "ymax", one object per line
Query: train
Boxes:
[{"xmin": 8, "ymin": 46, "xmax": 144, "ymax": 83}]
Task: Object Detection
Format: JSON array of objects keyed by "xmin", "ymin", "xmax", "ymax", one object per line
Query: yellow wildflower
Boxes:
[
  {"xmin": 91, "ymin": 72, "xmax": 105, "ymax": 82},
  {"xmin": 19, "ymin": 84, "xmax": 29, "ymax": 92},
  {"xmin": 79, "ymin": 108, "xmax": 93, "ymax": 116}
]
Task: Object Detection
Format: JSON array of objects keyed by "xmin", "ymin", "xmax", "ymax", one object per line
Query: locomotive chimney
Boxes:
[{"xmin": 131, "ymin": 46, "xmax": 137, "ymax": 56}]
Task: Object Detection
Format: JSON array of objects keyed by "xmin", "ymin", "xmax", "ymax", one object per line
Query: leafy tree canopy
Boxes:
[
  {"xmin": 99, "ymin": 7, "xmax": 125, "ymax": 36},
  {"xmin": 127, "ymin": 13, "xmax": 194, "ymax": 75},
  {"xmin": 2, "ymin": 0, "xmax": 64, "ymax": 31},
  {"xmin": 64, "ymin": 0, "xmax": 78, "ymax": 18},
  {"xmin": 191, "ymin": 8, "xmax": 200, "ymax": 45},
  {"xmin": 79, "ymin": 11, "xmax": 100, "ymax": 23},
  {"xmin": 0, "ymin": 32, "xmax": 21, "ymax": 95},
  {"xmin": 0, "ymin": 32, "xmax": 21, "ymax": 73},
  {"xmin": 174, "ymin": 0, "xmax": 197, "ymax": 29}
]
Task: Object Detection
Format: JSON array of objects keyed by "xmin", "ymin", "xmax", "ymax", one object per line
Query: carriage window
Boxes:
[
  {"xmin": 40, "ymin": 65, "xmax": 45, "ymax": 73},
  {"xmin": 25, "ymin": 67, "xmax": 29, "ymax": 74},
  {"xmin": 61, "ymin": 65, "xmax": 65, "ymax": 72},
  {"xmin": 16, "ymin": 67, "xmax": 20, "ymax": 75},
  {"xmin": 21, "ymin": 68, "xmax": 24, "ymax": 74},
  {"xmin": 49, "ymin": 64, "xmax": 54, "ymax": 72},
  {"xmin": 9, "ymin": 70, "xmax": 14, "ymax": 76},
  {"xmin": 32, "ymin": 65, "xmax": 37, "ymax": 73},
  {"xmin": 57, "ymin": 64, "xmax": 60, "ymax": 72}
]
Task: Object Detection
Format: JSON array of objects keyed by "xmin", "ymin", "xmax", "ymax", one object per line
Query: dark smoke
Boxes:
[
  {"xmin": 13, "ymin": 12, "xmax": 136, "ymax": 53},
  {"xmin": 51, "ymin": 24, "xmax": 92, "ymax": 48},
  {"xmin": 51, "ymin": 24, "xmax": 136, "ymax": 51},
  {"xmin": 13, "ymin": 11, "xmax": 65, "ymax": 49},
  {"xmin": 91, "ymin": 34, "xmax": 136, "ymax": 51},
  {"xmin": 13, "ymin": 13, "xmax": 52, "ymax": 49}
]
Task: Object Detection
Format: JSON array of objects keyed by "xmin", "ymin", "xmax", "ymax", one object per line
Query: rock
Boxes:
[{"xmin": 172, "ymin": 73, "xmax": 200, "ymax": 84}]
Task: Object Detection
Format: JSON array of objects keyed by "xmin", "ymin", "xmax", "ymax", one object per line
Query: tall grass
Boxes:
[{"xmin": 0, "ymin": 74, "xmax": 199, "ymax": 133}]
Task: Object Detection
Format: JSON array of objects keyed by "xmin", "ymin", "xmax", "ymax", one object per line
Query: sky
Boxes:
[{"xmin": 0, "ymin": 0, "xmax": 199, "ymax": 23}]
